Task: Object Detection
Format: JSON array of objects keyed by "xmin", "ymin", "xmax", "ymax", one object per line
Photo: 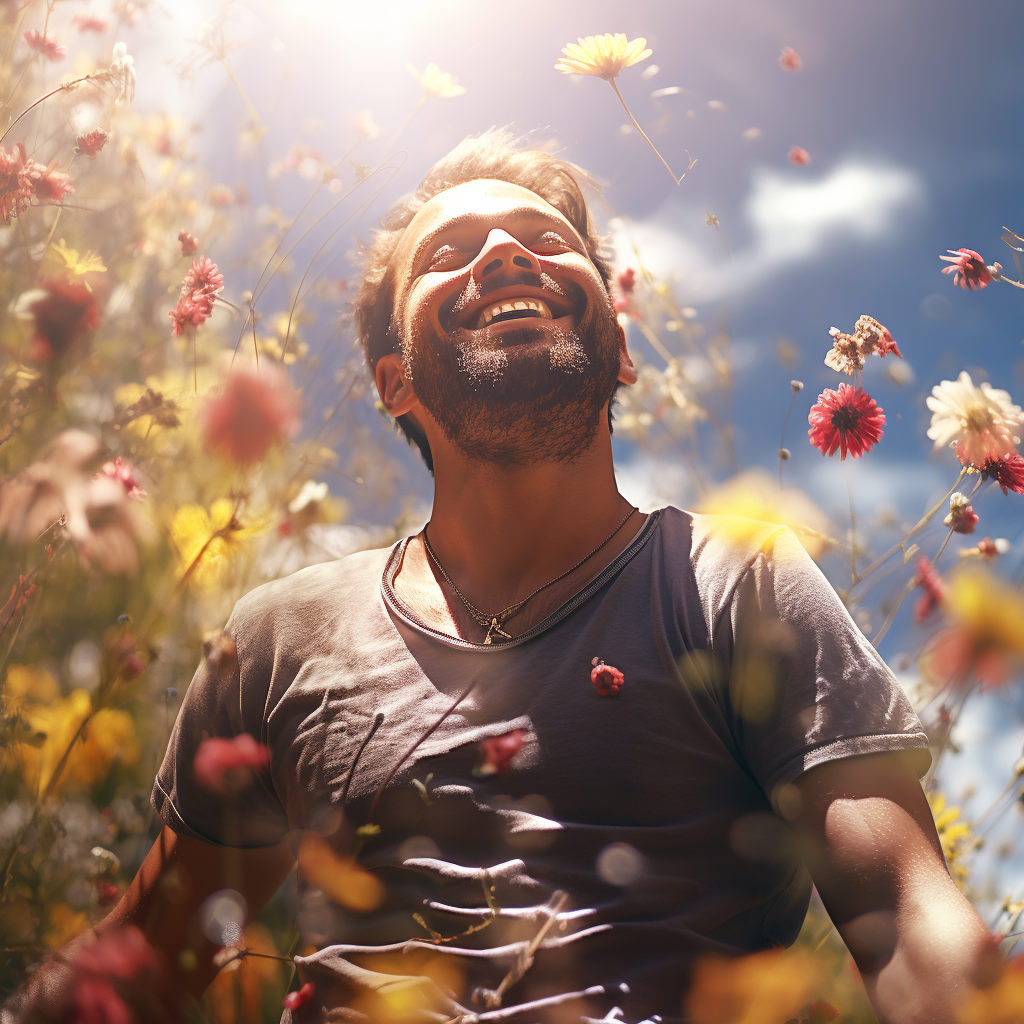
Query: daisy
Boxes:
[
  {"xmin": 808, "ymin": 384, "xmax": 885, "ymax": 460},
  {"xmin": 940, "ymin": 249, "xmax": 992, "ymax": 291},
  {"xmin": 926, "ymin": 371, "xmax": 1023, "ymax": 468}
]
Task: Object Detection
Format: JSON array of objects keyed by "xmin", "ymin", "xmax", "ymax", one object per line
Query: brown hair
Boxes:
[{"xmin": 354, "ymin": 128, "xmax": 616, "ymax": 471}]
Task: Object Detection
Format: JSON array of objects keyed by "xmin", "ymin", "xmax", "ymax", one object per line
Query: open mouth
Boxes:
[
  {"xmin": 476, "ymin": 297, "xmax": 553, "ymax": 329},
  {"xmin": 446, "ymin": 282, "xmax": 581, "ymax": 338}
]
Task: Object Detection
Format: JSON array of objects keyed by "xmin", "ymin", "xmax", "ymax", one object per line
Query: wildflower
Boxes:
[
  {"xmin": 943, "ymin": 492, "xmax": 978, "ymax": 534},
  {"xmin": 914, "ymin": 557, "xmax": 947, "ymax": 622},
  {"xmin": 476, "ymin": 728, "xmax": 529, "ymax": 775},
  {"xmin": 617, "ymin": 266, "xmax": 636, "ymax": 295},
  {"xmin": 297, "ymin": 834, "xmax": 385, "ymax": 911},
  {"xmin": 853, "ymin": 313, "xmax": 901, "ymax": 358},
  {"xmin": 170, "ymin": 498, "xmax": 266, "ymax": 589},
  {"xmin": 407, "ymin": 62, "xmax": 466, "ymax": 98},
  {"xmin": 981, "ymin": 453, "xmax": 1024, "ymax": 495},
  {"xmin": 960, "ymin": 536, "xmax": 1009, "ymax": 561},
  {"xmin": 24, "ymin": 29, "xmax": 66, "ymax": 60},
  {"xmin": 788, "ymin": 146, "xmax": 810, "ymax": 165},
  {"xmin": 107, "ymin": 42, "xmax": 136, "ymax": 105},
  {"xmin": 779, "ymin": 46, "xmax": 803, "ymax": 70},
  {"xmin": 284, "ymin": 983, "xmax": 315, "ymax": 1010},
  {"xmin": 97, "ymin": 882, "xmax": 120, "ymax": 906},
  {"xmin": 193, "ymin": 733, "xmax": 271, "ymax": 794},
  {"xmin": 823, "ymin": 327, "xmax": 864, "ymax": 375},
  {"xmin": 178, "ymin": 230, "xmax": 199, "ymax": 256},
  {"xmin": 0, "ymin": 144, "xmax": 33, "ymax": 223},
  {"xmin": 926, "ymin": 371, "xmax": 1023, "ymax": 468},
  {"xmin": 555, "ymin": 34, "xmax": 652, "ymax": 80},
  {"xmin": 808, "ymin": 384, "xmax": 885, "ymax": 460},
  {"xmin": 927, "ymin": 792, "xmax": 974, "ymax": 888},
  {"xmin": 940, "ymin": 248, "xmax": 993, "ymax": 290},
  {"xmin": 202, "ymin": 365, "xmax": 301, "ymax": 464},
  {"xmin": 20, "ymin": 159, "xmax": 74, "ymax": 204},
  {"xmin": 74, "ymin": 13, "xmax": 109, "ymax": 31},
  {"xmin": 168, "ymin": 290, "xmax": 213, "ymax": 335},
  {"xmin": 97, "ymin": 457, "xmax": 147, "ymax": 500},
  {"xmin": 13, "ymin": 278, "xmax": 101, "ymax": 361},
  {"xmin": 183, "ymin": 254, "xmax": 224, "ymax": 296},
  {"xmin": 591, "ymin": 657, "xmax": 625, "ymax": 696},
  {"xmin": 51, "ymin": 239, "xmax": 107, "ymax": 280},
  {"xmin": 76, "ymin": 128, "xmax": 111, "ymax": 159}
]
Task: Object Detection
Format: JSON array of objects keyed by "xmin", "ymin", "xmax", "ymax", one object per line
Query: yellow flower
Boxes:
[
  {"xmin": 50, "ymin": 238, "xmax": 107, "ymax": 280},
  {"xmin": 3, "ymin": 664, "xmax": 60, "ymax": 710},
  {"xmin": 555, "ymin": 33, "xmax": 652, "ymax": 80},
  {"xmin": 45, "ymin": 904, "xmax": 92, "ymax": 948},
  {"xmin": 170, "ymin": 498, "xmax": 268, "ymax": 590},
  {"xmin": 927, "ymin": 792, "xmax": 974, "ymax": 888},
  {"xmin": 406, "ymin": 63, "xmax": 465, "ymax": 98},
  {"xmin": 297, "ymin": 834, "xmax": 384, "ymax": 912}
]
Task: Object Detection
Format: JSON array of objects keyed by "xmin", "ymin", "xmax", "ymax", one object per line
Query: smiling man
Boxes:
[{"xmin": 13, "ymin": 130, "xmax": 996, "ymax": 1024}]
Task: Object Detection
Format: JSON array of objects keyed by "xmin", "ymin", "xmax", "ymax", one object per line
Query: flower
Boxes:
[
  {"xmin": 927, "ymin": 792, "xmax": 974, "ymax": 888},
  {"xmin": 107, "ymin": 42, "xmax": 136, "ymax": 105},
  {"xmin": 202, "ymin": 365, "xmax": 301, "ymax": 464},
  {"xmin": 0, "ymin": 144, "xmax": 33, "ymax": 223},
  {"xmin": 853, "ymin": 314, "xmax": 901, "ymax": 358},
  {"xmin": 926, "ymin": 371, "xmax": 1023, "ymax": 468},
  {"xmin": 24, "ymin": 29, "xmax": 66, "ymax": 60},
  {"xmin": 914, "ymin": 557, "xmax": 947, "ymax": 623},
  {"xmin": 50, "ymin": 238, "xmax": 106, "ymax": 280},
  {"xmin": 183, "ymin": 254, "xmax": 224, "ymax": 296},
  {"xmin": 97, "ymin": 457, "xmax": 147, "ymax": 501},
  {"xmin": 76, "ymin": 128, "xmax": 111, "ymax": 159},
  {"xmin": 168, "ymin": 290, "xmax": 213, "ymax": 335},
  {"xmin": 476, "ymin": 729, "xmax": 528, "ymax": 775},
  {"xmin": 943, "ymin": 492, "xmax": 979, "ymax": 534},
  {"xmin": 940, "ymin": 248, "xmax": 992, "ymax": 290},
  {"xmin": 823, "ymin": 328, "xmax": 863, "ymax": 375},
  {"xmin": 178, "ymin": 230, "xmax": 199, "ymax": 256},
  {"xmin": 170, "ymin": 498, "xmax": 267, "ymax": 589},
  {"xmin": 779, "ymin": 46, "xmax": 803, "ymax": 70},
  {"xmin": 808, "ymin": 384, "xmax": 885, "ymax": 460},
  {"xmin": 74, "ymin": 13, "xmax": 109, "ymax": 31},
  {"xmin": 982, "ymin": 454, "xmax": 1024, "ymax": 495},
  {"xmin": 591, "ymin": 658, "xmax": 625, "ymax": 696},
  {"xmin": 788, "ymin": 146, "xmax": 810, "ymax": 165},
  {"xmin": 170, "ymin": 254, "xmax": 223, "ymax": 335},
  {"xmin": 283, "ymin": 983, "xmax": 315, "ymax": 1010},
  {"xmin": 193, "ymin": 733, "xmax": 271, "ymax": 794},
  {"xmin": 13, "ymin": 278, "xmax": 101, "ymax": 361},
  {"xmin": 406, "ymin": 62, "xmax": 466, "ymax": 98},
  {"xmin": 960, "ymin": 536, "xmax": 1009, "ymax": 561},
  {"xmin": 555, "ymin": 34, "xmax": 652, "ymax": 80}
]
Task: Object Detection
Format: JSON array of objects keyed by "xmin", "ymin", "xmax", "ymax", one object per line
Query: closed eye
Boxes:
[{"xmin": 426, "ymin": 244, "xmax": 471, "ymax": 270}]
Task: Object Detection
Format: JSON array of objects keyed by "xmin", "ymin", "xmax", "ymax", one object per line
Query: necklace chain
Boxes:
[{"xmin": 422, "ymin": 506, "xmax": 637, "ymax": 644}]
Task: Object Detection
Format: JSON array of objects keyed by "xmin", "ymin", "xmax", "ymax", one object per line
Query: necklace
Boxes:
[{"xmin": 422, "ymin": 505, "xmax": 637, "ymax": 644}]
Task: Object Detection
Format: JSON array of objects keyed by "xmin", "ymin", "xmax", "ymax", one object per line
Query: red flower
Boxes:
[
  {"xmin": 178, "ymin": 231, "xmax": 199, "ymax": 256},
  {"xmin": 21, "ymin": 159, "xmax": 74, "ymax": 204},
  {"xmin": 15, "ymin": 278, "xmax": 101, "ymax": 362},
  {"xmin": 940, "ymin": 248, "xmax": 992, "ymax": 290},
  {"xmin": 779, "ymin": 47, "xmax": 803, "ymax": 71},
  {"xmin": 616, "ymin": 267, "xmax": 636, "ymax": 296},
  {"xmin": 788, "ymin": 146, "xmax": 810, "ymax": 166},
  {"xmin": 183, "ymin": 254, "xmax": 224, "ymax": 296},
  {"xmin": 24, "ymin": 29, "xmax": 65, "ymax": 60},
  {"xmin": 807, "ymin": 384, "xmax": 885, "ymax": 460},
  {"xmin": 168, "ymin": 291, "xmax": 213, "ymax": 336},
  {"xmin": 97, "ymin": 457, "xmax": 147, "ymax": 501},
  {"xmin": 976, "ymin": 537, "xmax": 1000, "ymax": 559},
  {"xmin": 68, "ymin": 926, "xmax": 166, "ymax": 1020},
  {"xmin": 76, "ymin": 128, "xmax": 111, "ymax": 159},
  {"xmin": 193, "ymin": 733, "xmax": 271, "ymax": 795},
  {"xmin": 914, "ymin": 557, "xmax": 947, "ymax": 622},
  {"xmin": 591, "ymin": 658, "xmax": 625, "ymax": 696},
  {"xmin": 97, "ymin": 881, "xmax": 120, "ymax": 907},
  {"xmin": 853, "ymin": 314, "xmax": 901, "ymax": 359},
  {"xmin": 202, "ymin": 365, "xmax": 301, "ymax": 464},
  {"xmin": 283, "ymin": 982, "xmax": 314, "ymax": 1011},
  {"xmin": 982, "ymin": 454, "xmax": 1024, "ymax": 495},
  {"xmin": 73, "ymin": 14, "xmax": 109, "ymax": 31},
  {"xmin": 170, "ymin": 255, "xmax": 223, "ymax": 335},
  {"xmin": 476, "ymin": 729, "xmax": 528, "ymax": 775},
  {"xmin": 944, "ymin": 503, "xmax": 978, "ymax": 535},
  {"xmin": 0, "ymin": 144, "xmax": 33, "ymax": 223}
]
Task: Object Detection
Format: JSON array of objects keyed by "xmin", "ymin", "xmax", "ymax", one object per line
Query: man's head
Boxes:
[{"xmin": 355, "ymin": 129, "xmax": 635, "ymax": 472}]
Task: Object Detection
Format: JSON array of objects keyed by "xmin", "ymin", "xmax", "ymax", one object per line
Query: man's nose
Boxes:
[{"xmin": 472, "ymin": 229, "xmax": 541, "ymax": 283}]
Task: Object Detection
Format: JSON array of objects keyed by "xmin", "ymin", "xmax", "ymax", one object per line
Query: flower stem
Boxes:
[
  {"xmin": 0, "ymin": 74, "xmax": 98, "ymax": 147},
  {"xmin": 778, "ymin": 389, "xmax": 798, "ymax": 487},
  {"xmin": 220, "ymin": 60, "xmax": 265, "ymax": 136},
  {"xmin": 609, "ymin": 79, "xmax": 683, "ymax": 186},
  {"xmin": 998, "ymin": 276, "xmax": 1024, "ymax": 291}
]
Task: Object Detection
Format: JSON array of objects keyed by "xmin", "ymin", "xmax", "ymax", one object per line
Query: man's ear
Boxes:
[
  {"xmin": 375, "ymin": 353, "xmax": 418, "ymax": 418},
  {"xmin": 616, "ymin": 322, "xmax": 638, "ymax": 386}
]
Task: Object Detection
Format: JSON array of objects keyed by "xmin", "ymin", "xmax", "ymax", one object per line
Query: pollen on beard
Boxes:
[
  {"xmin": 457, "ymin": 341, "xmax": 508, "ymax": 385},
  {"xmin": 548, "ymin": 327, "xmax": 589, "ymax": 373}
]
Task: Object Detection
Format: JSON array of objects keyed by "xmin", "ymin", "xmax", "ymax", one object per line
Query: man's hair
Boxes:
[{"xmin": 353, "ymin": 128, "xmax": 618, "ymax": 472}]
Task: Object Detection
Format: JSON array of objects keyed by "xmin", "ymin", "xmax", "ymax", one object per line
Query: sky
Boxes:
[{"xmin": 80, "ymin": 0, "xmax": 1024, "ymax": 906}]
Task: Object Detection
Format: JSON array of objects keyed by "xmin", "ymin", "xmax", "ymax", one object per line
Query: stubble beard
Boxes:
[{"xmin": 404, "ymin": 299, "xmax": 622, "ymax": 468}]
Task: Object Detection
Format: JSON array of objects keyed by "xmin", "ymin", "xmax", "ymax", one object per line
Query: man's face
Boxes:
[{"xmin": 389, "ymin": 179, "xmax": 623, "ymax": 467}]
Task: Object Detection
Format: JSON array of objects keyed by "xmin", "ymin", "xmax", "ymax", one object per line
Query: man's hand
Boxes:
[{"xmin": 792, "ymin": 751, "xmax": 994, "ymax": 1024}]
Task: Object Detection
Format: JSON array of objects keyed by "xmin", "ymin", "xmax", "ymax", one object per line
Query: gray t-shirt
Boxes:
[{"xmin": 153, "ymin": 507, "xmax": 929, "ymax": 1023}]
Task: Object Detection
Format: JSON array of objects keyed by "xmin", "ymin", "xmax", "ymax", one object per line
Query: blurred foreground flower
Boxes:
[
  {"xmin": 915, "ymin": 557, "xmax": 947, "ymax": 622},
  {"xmin": 177, "ymin": 230, "xmax": 198, "ymax": 256},
  {"xmin": 73, "ymin": 13, "xmax": 109, "ymax": 32},
  {"xmin": 98, "ymin": 457, "xmax": 147, "ymax": 501},
  {"xmin": 170, "ymin": 497, "xmax": 267, "ymax": 589},
  {"xmin": 194, "ymin": 733, "xmax": 270, "ymax": 794},
  {"xmin": 21, "ymin": 159, "xmax": 74, "ymax": 204},
  {"xmin": 957, "ymin": 956, "xmax": 1024, "ymax": 1024},
  {"xmin": 297, "ymin": 833, "xmax": 384, "ymax": 911},
  {"xmin": 202, "ymin": 364, "xmax": 300, "ymax": 464},
  {"xmin": 476, "ymin": 728, "xmax": 528, "ymax": 775},
  {"xmin": 940, "ymin": 248, "xmax": 993, "ymax": 291},
  {"xmin": 24, "ymin": 29, "xmax": 66, "ymax": 61},
  {"xmin": 0, "ymin": 430, "xmax": 151, "ymax": 573},
  {"xmin": 407, "ymin": 62, "xmax": 465, "ymax": 98},
  {"xmin": 779, "ymin": 47, "xmax": 803, "ymax": 70},
  {"xmin": 284, "ymin": 982, "xmax": 314, "ymax": 1010},
  {"xmin": 808, "ymin": 384, "xmax": 885, "ymax": 460},
  {"xmin": 13, "ymin": 278, "xmax": 101, "ymax": 362},
  {"xmin": 788, "ymin": 146, "xmax": 810, "ymax": 165},
  {"xmin": 50, "ymin": 239, "xmax": 106, "ymax": 281},
  {"xmin": 107, "ymin": 42, "xmax": 137, "ymax": 106},
  {"xmin": 926, "ymin": 371, "xmax": 1023, "ymax": 469},
  {"xmin": 927, "ymin": 792, "xmax": 974, "ymax": 888}
]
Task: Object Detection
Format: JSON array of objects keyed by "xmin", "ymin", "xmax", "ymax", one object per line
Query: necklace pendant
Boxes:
[{"xmin": 484, "ymin": 617, "xmax": 512, "ymax": 644}]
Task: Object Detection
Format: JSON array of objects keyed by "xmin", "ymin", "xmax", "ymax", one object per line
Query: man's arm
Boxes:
[{"xmin": 792, "ymin": 751, "xmax": 994, "ymax": 1024}]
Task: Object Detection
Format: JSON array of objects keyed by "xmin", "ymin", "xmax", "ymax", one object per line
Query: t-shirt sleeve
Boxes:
[
  {"xmin": 712, "ymin": 525, "xmax": 930, "ymax": 803},
  {"xmin": 151, "ymin": 594, "xmax": 290, "ymax": 848}
]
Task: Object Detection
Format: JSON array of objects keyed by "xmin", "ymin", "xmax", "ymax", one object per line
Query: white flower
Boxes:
[
  {"xmin": 108, "ymin": 42, "xmax": 136, "ymax": 106},
  {"xmin": 926, "ymin": 370, "xmax": 1023, "ymax": 468},
  {"xmin": 288, "ymin": 480, "xmax": 328, "ymax": 514}
]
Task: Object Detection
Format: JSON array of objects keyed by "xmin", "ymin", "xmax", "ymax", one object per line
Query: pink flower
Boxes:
[
  {"xmin": 24, "ymin": 29, "xmax": 65, "ymax": 60},
  {"xmin": 283, "ymin": 983, "xmax": 314, "ymax": 1011},
  {"xmin": 97, "ymin": 458, "xmax": 147, "ymax": 501},
  {"xmin": 476, "ymin": 729, "xmax": 528, "ymax": 775},
  {"xmin": 982, "ymin": 454, "xmax": 1024, "ymax": 495},
  {"xmin": 779, "ymin": 46, "xmax": 803, "ymax": 71},
  {"xmin": 21, "ymin": 159, "xmax": 74, "ymax": 204},
  {"xmin": 976, "ymin": 537, "xmax": 1000, "ymax": 560},
  {"xmin": 591, "ymin": 659, "xmax": 625, "ymax": 696},
  {"xmin": 169, "ymin": 255, "xmax": 223, "ymax": 335},
  {"xmin": 853, "ymin": 314, "xmax": 901, "ymax": 359},
  {"xmin": 914, "ymin": 557, "xmax": 947, "ymax": 622},
  {"xmin": 616, "ymin": 267, "xmax": 636, "ymax": 296},
  {"xmin": 943, "ymin": 493, "xmax": 979, "ymax": 535},
  {"xmin": 940, "ymin": 248, "xmax": 992, "ymax": 290},
  {"xmin": 183, "ymin": 255, "xmax": 224, "ymax": 296},
  {"xmin": 76, "ymin": 128, "xmax": 111, "ymax": 159},
  {"xmin": 178, "ymin": 231, "xmax": 199, "ymax": 256},
  {"xmin": 808, "ymin": 384, "xmax": 885, "ymax": 460},
  {"xmin": 193, "ymin": 733, "xmax": 271, "ymax": 795},
  {"xmin": 202, "ymin": 366, "xmax": 301, "ymax": 465},
  {"xmin": 14, "ymin": 278, "xmax": 101, "ymax": 362},
  {"xmin": 788, "ymin": 146, "xmax": 810, "ymax": 166},
  {"xmin": 168, "ymin": 291, "xmax": 213, "ymax": 336},
  {"xmin": 0, "ymin": 144, "xmax": 33, "ymax": 223},
  {"xmin": 96, "ymin": 881, "xmax": 120, "ymax": 907},
  {"xmin": 73, "ymin": 14, "xmax": 109, "ymax": 31}
]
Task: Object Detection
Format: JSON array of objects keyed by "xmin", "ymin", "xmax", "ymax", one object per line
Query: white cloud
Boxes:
[{"xmin": 611, "ymin": 159, "xmax": 925, "ymax": 302}]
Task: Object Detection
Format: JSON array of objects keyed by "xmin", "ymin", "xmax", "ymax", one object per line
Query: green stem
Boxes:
[{"xmin": 609, "ymin": 78, "xmax": 682, "ymax": 186}]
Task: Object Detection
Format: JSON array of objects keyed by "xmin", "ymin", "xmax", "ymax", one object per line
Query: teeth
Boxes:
[{"xmin": 481, "ymin": 297, "xmax": 553, "ymax": 325}]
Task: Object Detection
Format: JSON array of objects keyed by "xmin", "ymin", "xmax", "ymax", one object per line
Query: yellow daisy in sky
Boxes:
[
  {"xmin": 407, "ymin": 62, "xmax": 465, "ymax": 99},
  {"xmin": 554, "ymin": 33, "xmax": 652, "ymax": 81}
]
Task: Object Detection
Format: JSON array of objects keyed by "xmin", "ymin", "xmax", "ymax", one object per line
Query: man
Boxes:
[{"xmin": 16, "ymin": 130, "xmax": 994, "ymax": 1024}]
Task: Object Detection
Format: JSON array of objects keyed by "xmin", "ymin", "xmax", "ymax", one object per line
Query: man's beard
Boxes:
[{"xmin": 404, "ymin": 294, "xmax": 621, "ymax": 468}]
